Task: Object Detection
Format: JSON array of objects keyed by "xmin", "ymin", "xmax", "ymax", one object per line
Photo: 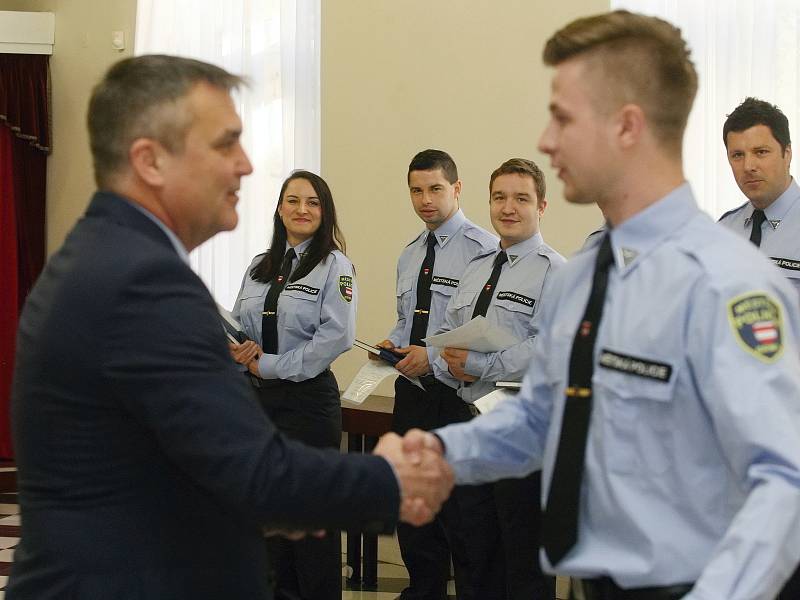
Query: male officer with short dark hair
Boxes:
[
  {"xmin": 719, "ymin": 97, "xmax": 799, "ymax": 301},
  {"xmin": 374, "ymin": 149, "xmax": 499, "ymax": 599}
]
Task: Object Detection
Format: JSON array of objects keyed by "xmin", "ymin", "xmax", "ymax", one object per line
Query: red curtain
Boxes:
[{"xmin": 0, "ymin": 54, "xmax": 50, "ymax": 459}]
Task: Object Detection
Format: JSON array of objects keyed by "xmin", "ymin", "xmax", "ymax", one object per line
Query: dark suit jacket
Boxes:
[{"xmin": 8, "ymin": 192, "xmax": 399, "ymax": 599}]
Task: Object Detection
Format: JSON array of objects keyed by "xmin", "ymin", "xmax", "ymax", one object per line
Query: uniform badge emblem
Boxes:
[
  {"xmin": 728, "ymin": 293, "xmax": 783, "ymax": 362},
  {"xmin": 339, "ymin": 275, "xmax": 353, "ymax": 303}
]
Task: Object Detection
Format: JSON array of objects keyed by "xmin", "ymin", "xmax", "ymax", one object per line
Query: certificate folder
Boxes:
[
  {"xmin": 218, "ymin": 304, "xmax": 248, "ymax": 344},
  {"xmin": 354, "ymin": 339, "xmax": 403, "ymax": 366}
]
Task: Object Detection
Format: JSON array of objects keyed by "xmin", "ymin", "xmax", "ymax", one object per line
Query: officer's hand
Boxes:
[
  {"xmin": 401, "ymin": 428, "xmax": 444, "ymax": 465},
  {"xmin": 441, "ymin": 347, "xmax": 478, "ymax": 382},
  {"xmin": 369, "ymin": 339, "xmax": 395, "ymax": 361},
  {"xmin": 246, "ymin": 356, "xmax": 262, "ymax": 377},
  {"xmin": 394, "ymin": 345, "xmax": 430, "ymax": 377},
  {"xmin": 373, "ymin": 432, "xmax": 454, "ymax": 526},
  {"xmin": 229, "ymin": 340, "xmax": 262, "ymax": 365}
]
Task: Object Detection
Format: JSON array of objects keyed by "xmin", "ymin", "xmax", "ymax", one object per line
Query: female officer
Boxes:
[{"xmin": 230, "ymin": 170, "xmax": 355, "ymax": 599}]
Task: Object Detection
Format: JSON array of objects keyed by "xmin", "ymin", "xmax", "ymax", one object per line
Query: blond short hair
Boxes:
[{"xmin": 543, "ymin": 10, "xmax": 697, "ymax": 153}]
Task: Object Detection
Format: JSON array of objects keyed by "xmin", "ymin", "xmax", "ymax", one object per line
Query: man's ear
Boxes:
[
  {"xmin": 129, "ymin": 138, "xmax": 167, "ymax": 187},
  {"xmin": 616, "ymin": 103, "xmax": 646, "ymax": 150},
  {"xmin": 453, "ymin": 179, "xmax": 463, "ymax": 202}
]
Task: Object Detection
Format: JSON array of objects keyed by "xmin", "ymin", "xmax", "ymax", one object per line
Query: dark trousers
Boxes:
[
  {"xmin": 494, "ymin": 471, "xmax": 553, "ymax": 599},
  {"xmin": 778, "ymin": 565, "xmax": 800, "ymax": 599},
  {"xmin": 257, "ymin": 370, "xmax": 342, "ymax": 600},
  {"xmin": 393, "ymin": 377, "xmax": 504, "ymax": 600}
]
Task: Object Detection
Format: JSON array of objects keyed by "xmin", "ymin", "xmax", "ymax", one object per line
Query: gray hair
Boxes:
[{"xmin": 88, "ymin": 54, "xmax": 245, "ymax": 187}]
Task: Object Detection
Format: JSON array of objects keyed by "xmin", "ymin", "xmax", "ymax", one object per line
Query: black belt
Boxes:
[
  {"xmin": 256, "ymin": 368, "xmax": 332, "ymax": 390},
  {"xmin": 574, "ymin": 578, "xmax": 693, "ymax": 600}
]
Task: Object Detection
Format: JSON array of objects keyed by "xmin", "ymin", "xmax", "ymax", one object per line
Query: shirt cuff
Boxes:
[
  {"xmin": 424, "ymin": 346, "xmax": 437, "ymax": 373},
  {"xmin": 257, "ymin": 354, "xmax": 279, "ymax": 379},
  {"xmin": 431, "ymin": 354, "xmax": 448, "ymax": 380},
  {"xmin": 464, "ymin": 351, "xmax": 487, "ymax": 377}
]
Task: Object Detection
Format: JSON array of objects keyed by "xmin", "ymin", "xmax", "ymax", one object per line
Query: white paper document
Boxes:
[
  {"xmin": 217, "ymin": 303, "xmax": 245, "ymax": 343},
  {"xmin": 473, "ymin": 388, "xmax": 516, "ymax": 414},
  {"xmin": 423, "ymin": 316, "xmax": 521, "ymax": 353},
  {"xmin": 342, "ymin": 361, "xmax": 422, "ymax": 405}
]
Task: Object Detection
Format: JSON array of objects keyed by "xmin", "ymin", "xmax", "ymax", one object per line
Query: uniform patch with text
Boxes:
[
  {"xmin": 338, "ymin": 275, "xmax": 353, "ymax": 303},
  {"xmin": 598, "ymin": 349, "xmax": 672, "ymax": 382},
  {"xmin": 432, "ymin": 276, "xmax": 459, "ymax": 288},
  {"xmin": 496, "ymin": 291, "xmax": 535, "ymax": 308},
  {"xmin": 771, "ymin": 257, "xmax": 800, "ymax": 272},
  {"xmin": 284, "ymin": 284, "xmax": 320, "ymax": 296},
  {"xmin": 728, "ymin": 292, "xmax": 783, "ymax": 362}
]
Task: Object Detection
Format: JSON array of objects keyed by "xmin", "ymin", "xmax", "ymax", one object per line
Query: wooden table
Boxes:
[{"xmin": 341, "ymin": 396, "xmax": 393, "ymax": 591}]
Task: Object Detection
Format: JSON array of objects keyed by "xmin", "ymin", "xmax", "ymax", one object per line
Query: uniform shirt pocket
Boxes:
[
  {"xmin": 449, "ymin": 290, "xmax": 478, "ymax": 323},
  {"xmin": 592, "ymin": 349, "xmax": 678, "ymax": 477},
  {"xmin": 279, "ymin": 285, "xmax": 321, "ymax": 335},
  {"xmin": 396, "ymin": 276, "xmax": 415, "ymax": 317},
  {"xmin": 236, "ymin": 279, "xmax": 268, "ymax": 337}
]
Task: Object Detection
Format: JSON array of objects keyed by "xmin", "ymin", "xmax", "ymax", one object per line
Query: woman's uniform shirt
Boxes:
[
  {"xmin": 232, "ymin": 238, "xmax": 357, "ymax": 382},
  {"xmin": 432, "ymin": 232, "xmax": 565, "ymax": 402}
]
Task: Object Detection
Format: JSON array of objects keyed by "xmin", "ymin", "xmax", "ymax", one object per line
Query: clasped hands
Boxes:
[
  {"xmin": 371, "ymin": 340, "xmax": 476, "ymax": 382},
  {"xmin": 373, "ymin": 429, "xmax": 453, "ymax": 526},
  {"xmin": 229, "ymin": 340, "xmax": 262, "ymax": 377}
]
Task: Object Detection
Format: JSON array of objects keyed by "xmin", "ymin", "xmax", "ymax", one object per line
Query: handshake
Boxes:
[{"xmin": 373, "ymin": 429, "xmax": 454, "ymax": 527}]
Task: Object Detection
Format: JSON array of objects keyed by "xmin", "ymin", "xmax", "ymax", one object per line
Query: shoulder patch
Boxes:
[
  {"xmin": 338, "ymin": 275, "xmax": 353, "ymax": 303},
  {"xmin": 728, "ymin": 292, "xmax": 783, "ymax": 362}
]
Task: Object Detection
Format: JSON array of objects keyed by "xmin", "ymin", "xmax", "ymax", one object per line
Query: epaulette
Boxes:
[
  {"xmin": 717, "ymin": 201, "xmax": 749, "ymax": 223},
  {"xmin": 576, "ymin": 226, "xmax": 606, "ymax": 254},
  {"xmin": 463, "ymin": 223, "xmax": 499, "ymax": 250},
  {"xmin": 404, "ymin": 231, "xmax": 426, "ymax": 248},
  {"xmin": 468, "ymin": 248, "xmax": 497, "ymax": 264}
]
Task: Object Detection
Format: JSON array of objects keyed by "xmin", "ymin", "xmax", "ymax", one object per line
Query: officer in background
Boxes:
[
  {"xmin": 374, "ymin": 149, "xmax": 498, "ymax": 599},
  {"xmin": 433, "ymin": 158, "xmax": 565, "ymax": 599},
  {"xmin": 719, "ymin": 98, "xmax": 800, "ymax": 599},
  {"xmin": 719, "ymin": 98, "xmax": 799, "ymax": 301},
  {"xmin": 404, "ymin": 10, "xmax": 800, "ymax": 600},
  {"xmin": 230, "ymin": 170, "xmax": 354, "ymax": 599}
]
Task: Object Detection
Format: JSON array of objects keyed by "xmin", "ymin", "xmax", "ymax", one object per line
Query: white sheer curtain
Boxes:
[
  {"xmin": 135, "ymin": 0, "xmax": 320, "ymax": 309},
  {"xmin": 611, "ymin": 0, "xmax": 800, "ymax": 218}
]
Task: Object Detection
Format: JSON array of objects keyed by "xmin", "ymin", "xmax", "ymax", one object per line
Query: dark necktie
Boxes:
[
  {"xmin": 542, "ymin": 233, "xmax": 614, "ymax": 566},
  {"xmin": 261, "ymin": 248, "xmax": 296, "ymax": 354},
  {"xmin": 409, "ymin": 233, "xmax": 437, "ymax": 346},
  {"xmin": 471, "ymin": 251, "xmax": 508, "ymax": 319},
  {"xmin": 749, "ymin": 209, "xmax": 767, "ymax": 247}
]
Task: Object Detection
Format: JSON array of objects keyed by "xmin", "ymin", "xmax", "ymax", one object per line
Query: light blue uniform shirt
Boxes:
[
  {"xmin": 388, "ymin": 209, "xmax": 497, "ymax": 367},
  {"xmin": 432, "ymin": 232, "xmax": 565, "ymax": 402},
  {"xmin": 232, "ymin": 237, "xmax": 357, "ymax": 382},
  {"xmin": 436, "ymin": 183, "xmax": 800, "ymax": 598},
  {"xmin": 719, "ymin": 178, "xmax": 800, "ymax": 300}
]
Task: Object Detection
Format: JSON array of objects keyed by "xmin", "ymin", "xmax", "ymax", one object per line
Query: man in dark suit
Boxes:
[{"xmin": 7, "ymin": 55, "xmax": 453, "ymax": 600}]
